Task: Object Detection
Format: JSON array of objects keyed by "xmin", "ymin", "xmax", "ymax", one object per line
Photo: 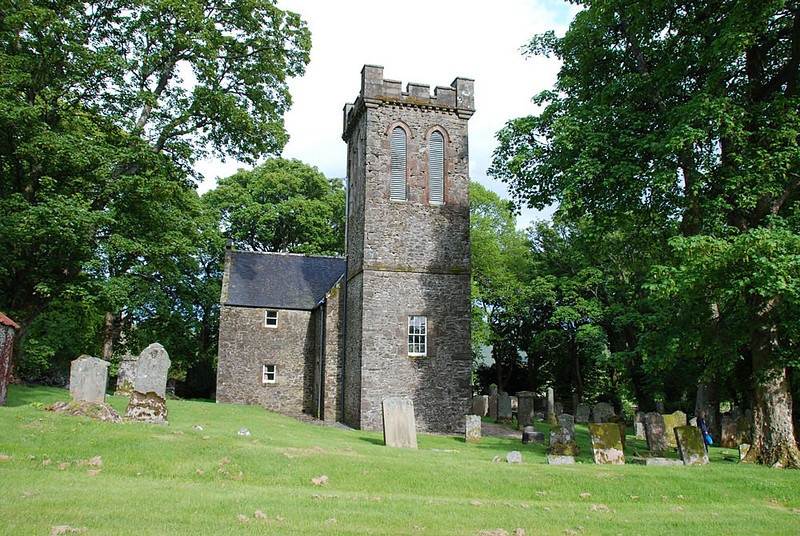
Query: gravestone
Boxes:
[
  {"xmin": 557, "ymin": 413, "xmax": 575, "ymax": 436},
  {"xmin": 645, "ymin": 412, "xmax": 669, "ymax": 452},
  {"xmin": 472, "ymin": 395, "xmax": 488, "ymax": 417},
  {"xmin": 739, "ymin": 443, "xmax": 751, "ymax": 460},
  {"xmin": 550, "ymin": 424, "xmax": 573, "ymax": 445},
  {"xmin": 522, "ymin": 425, "xmax": 544, "ymax": 444},
  {"xmin": 382, "ymin": 397, "xmax": 418, "ymax": 449},
  {"xmin": 736, "ymin": 415, "xmax": 753, "ymax": 444},
  {"xmin": 608, "ymin": 415, "xmax": 627, "ymax": 445},
  {"xmin": 662, "ymin": 411, "xmax": 687, "ymax": 449},
  {"xmin": 546, "ymin": 387, "xmax": 557, "ymax": 424},
  {"xmin": 547, "ymin": 455, "xmax": 576, "ymax": 465},
  {"xmin": 0, "ymin": 312, "xmax": 20, "ymax": 407},
  {"xmin": 124, "ymin": 343, "xmax": 171, "ymax": 425},
  {"xmin": 497, "ymin": 392, "xmax": 513, "ymax": 424},
  {"xmin": 69, "ymin": 355, "xmax": 110, "ymax": 404},
  {"xmin": 465, "ymin": 415, "xmax": 481, "ymax": 443},
  {"xmin": 575, "ymin": 403, "xmax": 591, "ymax": 424},
  {"xmin": 588, "ymin": 423, "xmax": 625, "ymax": 464},
  {"xmin": 592, "ymin": 402, "xmax": 614, "ymax": 424},
  {"xmin": 488, "ymin": 394, "xmax": 499, "ymax": 420},
  {"xmin": 516, "ymin": 391, "xmax": 535, "ymax": 428},
  {"xmin": 114, "ymin": 353, "xmax": 138, "ymax": 396},
  {"xmin": 674, "ymin": 426, "xmax": 709, "ymax": 466},
  {"xmin": 634, "ymin": 412, "xmax": 646, "ymax": 440},
  {"xmin": 720, "ymin": 415, "xmax": 738, "ymax": 448},
  {"xmin": 132, "ymin": 343, "xmax": 171, "ymax": 399},
  {"xmin": 548, "ymin": 423, "xmax": 580, "ymax": 460},
  {"xmin": 554, "ymin": 402, "xmax": 563, "ymax": 417}
]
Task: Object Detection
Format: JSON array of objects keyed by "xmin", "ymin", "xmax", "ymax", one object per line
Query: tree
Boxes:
[
  {"xmin": 203, "ymin": 158, "xmax": 346, "ymax": 255},
  {"xmin": 0, "ymin": 0, "xmax": 310, "ymax": 368},
  {"xmin": 492, "ymin": 0, "xmax": 800, "ymax": 466}
]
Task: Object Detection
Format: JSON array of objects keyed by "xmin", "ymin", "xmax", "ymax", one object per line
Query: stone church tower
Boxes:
[{"xmin": 341, "ymin": 65, "xmax": 474, "ymax": 433}]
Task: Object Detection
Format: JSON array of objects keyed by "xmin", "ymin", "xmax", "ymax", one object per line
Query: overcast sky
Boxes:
[{"xmin": 196, "ymin": 0, "xmax": 579, "ymax": 227}]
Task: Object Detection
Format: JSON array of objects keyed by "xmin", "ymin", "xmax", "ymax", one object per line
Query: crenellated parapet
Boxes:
[{"xmin": 343, "ymin": 65, "xmax": 474, "ymax": 140}]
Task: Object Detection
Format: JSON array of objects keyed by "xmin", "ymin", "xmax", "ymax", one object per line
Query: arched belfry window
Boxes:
[
  {"xmin": 390, "ymin": 126, "xmax": 407, "ymax": 201},
  {"xmin": 428, "ymin": 131, "xmax": 445, "ymax": 204}
]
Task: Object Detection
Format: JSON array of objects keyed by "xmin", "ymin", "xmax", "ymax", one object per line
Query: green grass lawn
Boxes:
[{"xmin": 1, "ymin": 385, "xmax": 798, "ymax": 535}]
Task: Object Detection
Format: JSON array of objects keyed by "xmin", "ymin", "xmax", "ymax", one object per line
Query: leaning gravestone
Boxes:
[
  {"xmin": 124, "ymin": 343, "xmax": 171, "ymax": 425},
  {"xmin": 634, "ymin": 412, "xmax": 646, "ymax": 440},
  {"xmin": 645, "ymin": 412, "xmax": 669, "ymax": 452},
  {"xmin": 662, "ymin": 411, "xmax": 687, "ymax": 449},
  {"xmin": 497, "ymin": 392, "xmax": 513, "ymax": 424},
  {"xmin": 588, "ymin": 423, "xmax": 625, "ymax": 464},
  {"xmin": 382, "ymin": 397, "xmax": 418, "ymax": 449},
  {"xmin": 516, "ymin": 391, "xmax": 535, "ymax": 428},
  {"xmin": 465, "ymin": 415, "xmax": 481, "ymax": 443},
  {"xmin": 592, "ymin": 402, "xmax": 614, "ymax": 424},
  {"xmin": 69, "ymin": 355, "xmax": 110, "ymax": 404},
  {"xmin": 674, "ymin": 426, "xmax": 709, "ymax": 466},
  {"xmin": 575, "ymin": 403, "xmax": 591, "ymax": 424},
  {"xmin": 114, "ymin": 353, "xmax": 138, "ymax": 396}
]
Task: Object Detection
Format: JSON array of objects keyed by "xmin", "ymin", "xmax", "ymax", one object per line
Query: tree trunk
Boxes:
[
  {"xmin": 101, "ymin": 312, "xmax": 117, "ymax": 362},
  {"xmin": 743, "ymin": 302, "xmax": 800, "ymax": 468}
]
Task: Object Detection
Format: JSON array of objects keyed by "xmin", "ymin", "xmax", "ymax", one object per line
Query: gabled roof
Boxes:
[
  {"xmin": 224, "ymin": 250, "xmax": 346, "ymax": 311},
  {"xmin": 0, "ymin": 312, "xmax": 19, "ymax": 329}
]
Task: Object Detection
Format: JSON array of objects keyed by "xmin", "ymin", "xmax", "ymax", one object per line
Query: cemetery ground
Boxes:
[{"xmin": 1, "ymin": 387, "xmax": 799, "ymax": 536}]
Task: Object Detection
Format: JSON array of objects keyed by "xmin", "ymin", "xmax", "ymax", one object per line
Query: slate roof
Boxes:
[{"xmin": 225, "ymin": 250, "xmax": 346, "ymax": 311}]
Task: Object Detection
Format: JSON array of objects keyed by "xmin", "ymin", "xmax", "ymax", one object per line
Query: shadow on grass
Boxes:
[{"xmin": 5, "ymin": 384, "xmax": 68, "ymax": 407}]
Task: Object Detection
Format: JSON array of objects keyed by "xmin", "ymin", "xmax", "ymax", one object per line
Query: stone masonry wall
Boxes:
[{"xmin": 216, "ymin": 305, "xmax": 313, "ymax": 415}]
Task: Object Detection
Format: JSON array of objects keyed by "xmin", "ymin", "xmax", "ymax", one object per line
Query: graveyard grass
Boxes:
[{"xmin": 2, "ymin": 387, "xmax": 799, "ymax": 535}]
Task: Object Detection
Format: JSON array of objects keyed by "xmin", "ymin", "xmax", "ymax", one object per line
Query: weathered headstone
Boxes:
[
  {"xmin": 0, "ymin": 312, "xmax": 20, "ymax": 407},
  {"xmin": 506, "ymin": 451, "xmax": 523, "ymax": 464},
  {"xmin": 488, "ymin": 394, "xmax": 499, "ymax": 420},
  {"xmin": 546, "ymin": 387, "xmax": 557, "ymax": 424},
  {"xmin": 382, "ymin": 397, "xmax": 418, "ymax": 449},
  {"xmin": 554, "ymin": 402, "xmax": 563, "ymax": 417},
  {"xmin": 662, "ymin": 411, "xmax": 687, "ymax": 449},
  {"xmin": 497, "ymin": 392, "xmax": 513, "ymax": 424},
  {"xmin": 575, "ymin": 403, "xmax": 591, "ymax": 424},
  {"xmin": 674, "ymin": 426, "xmax": 709, "ymax": 466},
  {"xmin": 634, "ymin": 411, "xmax": 646, "ymax": 440},
  {"xmin": 114, "ymin": 353, "xmax": 138, "ymax": 396},
  {"xmin": 592, "ymin": 402, "xmax": 614, "ymax": 424},
  {"xmin": 547, "ymin": 454, "xmax": 576, "ymax": 465},
  {"xmin": 124, "ymin": 343, "xmax": 171, "ymax": 425},
  {"xmin": 736, "ymin": 415, "xmax": 753, "ymax": 444},
  {"xmin": 608, "ymin": 414, "xmax": 627, "ymax": 445},
  {"xmin": 522, "ymin": 425, "xmax": 544, "ymax": 444},
  {"xmin": 69, "ymin": 355, "xmax": 110, "ymax": 404},
  {"xmin": 516, "ymin": 391, "xmax": 535, "ymax": 428},
  {"xmin": 720, "ymin": 415, "xmax": 738, "ymax": 448},
  {"xmin": 550, "ymin": 424, "xmax": 573, "ymax": 445},
  {"xmin": 645, "ymin": 412, "xmax": 669, "ymax": 452},
  {"xmin": 588, "ymin": 423, "xmax": 625, "ymax": 464},
  {"xmin": 557, "ymin": 413, "xmax": 575, "ymax": 435},
  {"xmin": 472, "ymin": 395, "xmax": 488, "ymax": 417},
  {"xmin": 465, "ymin": 415, "xmax": 481, "ymax": 443},
  {"xmin": 132, "ymin": 343, "xmax": 171, "ymax": 399}
]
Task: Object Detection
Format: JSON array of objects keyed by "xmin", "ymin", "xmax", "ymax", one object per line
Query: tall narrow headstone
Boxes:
[
  {"xmin": 488, "ymin": 385, "xmax": 499, "ymax": 420},
  {"xmin": 465, "ymin": 415, "xmax": 481, "ymax": 443},
  {"xmin": 674, "ymin": 426, "xmax": 709, "ymax": 466},
  {"xmin": 588, "ymin": 423, "xmax": 625, "ymax": 464},
  {"xmin": 516, "ymin": 391, "xmax": 535, "ymax": 428},
  {"xmin": 69, "ymin": 355, "xmax": 110, "ymax": 404},
  {"xmin": 633, "ymin": 412, "xmax": 646, "ymax": 440},
  {"xmin": 382, "ymin": 397, "xmax": 418, "ymax": 449},
  {"xmin": 546, "ymin": 387, "xmax": 557, "ymax": 424},
  {"xmin": 0, "ymin": 312, "xmax": 20, "ymax": 407},
  {"xmin": 645, "ymin": 412, "xmax": 669, "ymax": 452}
]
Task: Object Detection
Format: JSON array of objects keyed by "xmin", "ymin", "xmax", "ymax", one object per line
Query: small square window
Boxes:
[
  {"xmin": 262, "ymin": 364, "xmax": 276, "ymax": 384},
  {"xmin": 408, "ymin": 315, "xmax": 427, "ymax": 356},
  {"xmin": 265, "ymin": 310, "xmax": 278, "ymax": 327}
]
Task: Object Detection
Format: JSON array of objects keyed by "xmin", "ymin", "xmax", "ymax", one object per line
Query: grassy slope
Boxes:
[{"xmin": 1, "ymin": 385, "xmax": 798, "ymax": 535}]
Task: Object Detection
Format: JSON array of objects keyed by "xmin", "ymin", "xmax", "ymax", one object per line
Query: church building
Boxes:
[{"xmin": 215, "ymin": 65, "xmax": 474, "ymax": 433}]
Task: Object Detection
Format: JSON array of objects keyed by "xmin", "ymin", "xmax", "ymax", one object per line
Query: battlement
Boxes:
[{"xmin": 343, "ymin": 65, "xmax": 474, "ymax": 140}]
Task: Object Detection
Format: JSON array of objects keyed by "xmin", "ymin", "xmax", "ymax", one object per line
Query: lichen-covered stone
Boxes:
[
  {"xmin": 645, "ymin": 412, "xmax": 669, "ymax": 452},
  {"xmin": 124, "ymin": 390, "xmax": 169, "ymax": 425},
  {"xmin": 465, "ymin": 415, "xmax": 481, "ymax": 443},
  {"xmin": 674, "ymin": 425, "xmax": 709, "ymax": 466},
  {"xmin": 662, "ymin": 411, "xmax": 687, "ymax": 449},
  {"xmin": 588, "ymin": 423, "xmax": 625, "ymax": 464}
]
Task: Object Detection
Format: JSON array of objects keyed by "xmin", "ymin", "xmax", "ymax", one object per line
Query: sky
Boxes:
[{"xmin": 196, "ymin": 0, "xmax": 580, "ymax": 227}]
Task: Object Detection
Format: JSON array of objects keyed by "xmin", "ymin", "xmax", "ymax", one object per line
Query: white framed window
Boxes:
[
  {"xmin": 428, "ymin": 131, "xmax": 444, "ymax": 204},
  {"xmin": 262, "ymin": 364, "xmax": 276, "ymax": 384},
  {"xmin": 390, "ymin": 126, "xmax": 407, "ymax": 201},
  {"xmin": 408, "ymin": 315, "xmax": 427, "ymax": 356},
  {"xmin": 265, "ymin": 310, "xmax": 278, "ymax": 328}
]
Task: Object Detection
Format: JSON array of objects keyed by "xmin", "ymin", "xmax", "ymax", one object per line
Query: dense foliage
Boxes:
[{"xmin": 491, "ymin": 0, "xmax": 800, "ymax": 466}]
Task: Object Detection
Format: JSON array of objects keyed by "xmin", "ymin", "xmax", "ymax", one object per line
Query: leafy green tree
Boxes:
[
  {"xmin": 492, "ymin": 0, "xmax": 800, "ymax": 466},
  {"xmin": 0, "ymin": 0, "xmax": 310, "ymax": 369},
  {"xmin": 203, "ymin": 158, "xmax": 346, "ymax": 255}
]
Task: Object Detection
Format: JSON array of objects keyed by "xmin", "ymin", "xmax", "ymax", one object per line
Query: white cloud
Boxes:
[{"xmin": 196, "ymin": 0, "xmax": 579, "ymax": 227}]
